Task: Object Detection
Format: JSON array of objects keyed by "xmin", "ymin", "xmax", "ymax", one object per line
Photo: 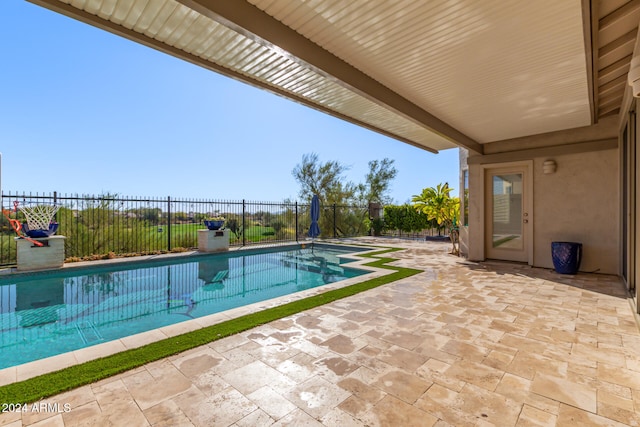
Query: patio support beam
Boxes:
[
  {"xmin": 481, "ymin": 116, "xmax": 618, "ymax": 155},
  {"xmin": 467, "ymin": 138, "xmax": 617, "ymax": 165},
  {"xmin": 177, "ymin": 0, "xmax": 484, "ymax": 154},
  {"xmin": 584, "ymin": 0, "xmax": 597, "ymax": 123}
]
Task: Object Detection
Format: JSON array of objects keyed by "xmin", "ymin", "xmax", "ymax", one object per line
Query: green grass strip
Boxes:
[{"xmin": 0, "ymin": 246, "xmax": 421, "ymax": 404}]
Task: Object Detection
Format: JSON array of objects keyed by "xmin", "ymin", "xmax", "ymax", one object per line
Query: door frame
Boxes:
[{"xmin": 481, "ymin": 161, "xmax": 534, "ymax": 265}]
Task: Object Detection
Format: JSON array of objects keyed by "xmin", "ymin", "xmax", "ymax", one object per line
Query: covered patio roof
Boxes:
[{"xmin": 28, "ymin": 0, "xmax": 640, "ymax": 154}]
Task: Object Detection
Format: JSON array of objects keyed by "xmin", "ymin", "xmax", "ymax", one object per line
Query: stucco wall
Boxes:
[
  {"xmin": 466, "ymin": 161, "xmax": 486, "ymax": 263},
  {"xmin": 533, "ymin": 149, "xmax": 619, "ymax": 274},
  {"xmin": 463, "ymin": 148, "xmax": 619, "ymax": 274},
  {"xmin": 459, "ymin": 149, "xmax": 469, "ymax": 257}
]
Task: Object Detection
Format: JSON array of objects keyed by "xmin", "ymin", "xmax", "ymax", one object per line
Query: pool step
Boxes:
[{"xmin": 75, "ymin": 321, "xmax": 103, "ymax": 345}]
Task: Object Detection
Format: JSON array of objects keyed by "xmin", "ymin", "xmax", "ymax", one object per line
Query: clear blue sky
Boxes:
[{"xmin": 1, "ymin": 0, "xmax": 459, "ymax": 204}]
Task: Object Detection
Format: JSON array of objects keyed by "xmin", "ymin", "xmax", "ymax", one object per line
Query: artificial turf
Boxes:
[{"xmin": 0, "ymin": 246, "xmax": 422, "ymax": 404}]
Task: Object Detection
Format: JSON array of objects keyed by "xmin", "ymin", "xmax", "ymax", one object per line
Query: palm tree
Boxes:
[{"xmin": 411, "ymin": 183, "xmax": 460, "ymax": 255}]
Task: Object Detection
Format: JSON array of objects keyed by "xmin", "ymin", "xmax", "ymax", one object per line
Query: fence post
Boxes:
[
  {"xmin": 242, "ymin": 199, "xmax": 246, "ymax": 247},
  {"xmin": 295, "ymin": 201, "xmax": 298, "ymax": 243},
  {"xmin": 167, "ymin": 196, "xmax": 171, "ymax": 251},
  {"xmin": 333, "ymin": 204, "xmax": 337, "ymax": 238},
  {"xmin": 51, "ymin": 191, "xmax": 58, "ymax": 223}
]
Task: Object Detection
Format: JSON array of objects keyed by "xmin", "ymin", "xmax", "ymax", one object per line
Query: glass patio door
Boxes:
[{"xmin": 485, "ymin": 166, "xmax": 529, "ymax": 262}]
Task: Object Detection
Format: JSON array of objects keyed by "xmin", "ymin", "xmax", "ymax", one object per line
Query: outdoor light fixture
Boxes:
[{"xmin": 543, "ymin": 159, "xmax": 557, "ymax": 174}]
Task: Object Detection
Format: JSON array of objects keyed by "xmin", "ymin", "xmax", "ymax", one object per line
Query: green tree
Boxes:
[
  {"xmin": 292, "ymin": 153, "xmax": 356, "ymax": 205},
  {"xmin": 292, "ymin": 153, "xmax": 358, "ymax": 238},
  {"xmin": 293, "ymin": 154, "xmax": 399, "ymax": 238},
  {"xmin": 412, "ymin": 183, "xmax": 460, "ymax": 254},
  {"xmin": 405, "ymin": 204, "xmax": 431, "ymax": 235},
  {"xmin": 173, "ymin": 211, "xmax": 189, "ymax": 222},
  {"xmin": 255, "ymin": 211, "xmax": 273, "ymax": 226},
  {"xmin": 225, "ymin": 214, "xmax": 243, "ymax": 240},
  {"xmin": 129, "ymin": 207, "xmax": 161, "ymax": 225},
  {"xmin": 271, "ymin": 219, "xmax": 285, "ymax": 235},
  {"xmin": 382, "ymin": 204, "xmax": 429, "ymax": 236},
  {"xmin": 357, "ymin": 158, "xmax": 397, "ymax": 205}
]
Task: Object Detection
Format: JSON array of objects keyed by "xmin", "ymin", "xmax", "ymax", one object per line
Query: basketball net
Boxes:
[{"xmin": 18, "ymin": 203, "xmax": 59, "ymax": 231}]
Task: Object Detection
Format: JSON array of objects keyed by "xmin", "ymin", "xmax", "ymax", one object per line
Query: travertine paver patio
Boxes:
[{"xmin": 1, "ymin": 238, "xmax": 639, "ymax": 426}]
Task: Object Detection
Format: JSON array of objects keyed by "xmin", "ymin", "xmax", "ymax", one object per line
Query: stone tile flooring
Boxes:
[{"xmin": 1, "ymin": 238, "xmax": 639, "ymax": 426}]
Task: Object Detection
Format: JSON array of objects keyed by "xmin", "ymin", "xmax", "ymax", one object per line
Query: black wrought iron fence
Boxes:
[{"xmin": 0, "ymin": 192, "xmax": 369, "ymax": 266}]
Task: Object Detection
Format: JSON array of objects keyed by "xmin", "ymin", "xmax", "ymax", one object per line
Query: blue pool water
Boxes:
[{"xmin": 0, "ymin": 245, "xmax": 367, "ymax": 369}]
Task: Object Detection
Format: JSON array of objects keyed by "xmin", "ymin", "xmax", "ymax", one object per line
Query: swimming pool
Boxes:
[{"xmin": 0, "ymin": 244, "xmax": 368, "ymax": 369}]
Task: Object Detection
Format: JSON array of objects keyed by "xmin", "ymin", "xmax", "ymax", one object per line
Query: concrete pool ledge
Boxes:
[{"xmin": 0, "ymin": 242, "xmax": 395, "ymax": 385}]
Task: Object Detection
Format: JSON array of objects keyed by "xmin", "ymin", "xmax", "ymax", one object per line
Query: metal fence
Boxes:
[{"xmin": 0, "ymin": 192, "xmax": 370, "ymax": 267}]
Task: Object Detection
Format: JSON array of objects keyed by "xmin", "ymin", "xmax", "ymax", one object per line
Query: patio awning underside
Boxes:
[{"xmin": 28, "ymin": 0, "xmax": 640, "ymax": 155}]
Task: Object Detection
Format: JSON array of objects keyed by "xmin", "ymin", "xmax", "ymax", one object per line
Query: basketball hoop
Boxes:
[
  {"xmin": 18, "ymin": 203, "xmax": 59, "ymax": 234},
  {"xmin": 2, "ymin": 200, "xmax": 60, "ymax": 246}
]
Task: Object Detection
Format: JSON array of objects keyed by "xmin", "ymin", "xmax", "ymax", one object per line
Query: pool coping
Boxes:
[
  {"xmin": 0, "ymin": 241, "xmax": 366, "ymax": 276},
  {"xmin": 0, "ymin": 241, "xmax": 392, "ymax": 385}
]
